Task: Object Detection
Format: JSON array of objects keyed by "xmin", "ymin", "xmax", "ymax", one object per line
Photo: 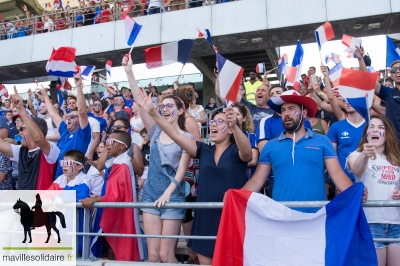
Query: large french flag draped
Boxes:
[
  {"xmin": 144, "ymin": 39, "xmax": 194, "ymax": 69},
  {"xmin": 217, "ymin": 53, "xmax": 244, "ymax": 103},
  {"xmin": 338, "ymin": 67, "xmax": 379, "ymax": 122},
  {"xmin": 99, "ymin": 152, "xmax": 144, "ymax": 261},
  {"xmin": 315, "ymin": 21, "xmax": 335, "ymax": 50},
  {"xmin": 285, "ymin": 41, "xmax": 304, "ymax": 89},
  {"xmin": 124, "ymin": 16, "xmax": 142, "ymax": 46},
  {"xmin": 341, "ymin": 34, "xmax": 362, "ymax": 53},
  {"xmin": 386, "ymin": 35, "xmax": 400, "ymax": 67},
  {"xmin": 213, "ymin": 183, "xmax": 377, "ymax": 266},
  {"xmin": 46, "ymin": 47, "xmax": 77, "ymax": 77}
]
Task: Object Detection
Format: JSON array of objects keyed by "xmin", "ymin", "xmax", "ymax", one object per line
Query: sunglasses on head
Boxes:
[
  {"xmin": 60, "ymin": 160, "xmax": 82, "ymax": 167},
  {"xmin": 158, "ymin": 103, "xmax": 174, "ymax": 110},
  {"xmin": 209, "ymin": 118, "xmax": 226, "ymax": 126},
  {"xmin": 390, "ymin": 67, "xmax": 400, "ymax": 74},
  {"xmin": 106, "ymin": 138, "xmax": 128, "ymax": 148},
  {"xmin": 111, "ymin": 125, "xmax": 126, "ymax": 131}
]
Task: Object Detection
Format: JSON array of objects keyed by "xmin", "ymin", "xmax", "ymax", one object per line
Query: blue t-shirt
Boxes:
[
  {"xmin": 259, "ymin": 129, "xmax": 337, "ymax": 212},
  {"xmin": 256, "ymin": 112, "xmax": 313, "ymax": 144},
  {"xmin": 56, "ymin": 121, "xmax": 91, "ymax": 177},
  {"xmin": 378, "ymin": 84, "xmax": 400, "ymax": 142},
  {"xmin": 87, "ymin": 113, "xmax": 107, "ymax": 133},
  {"xmin": 326, "ymin": 119, "xmax": 366, "ymax": 183}
]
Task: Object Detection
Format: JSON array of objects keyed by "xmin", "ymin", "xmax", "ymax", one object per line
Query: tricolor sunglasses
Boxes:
[
  {"xmin": 106, "ymin": 138, "xmax": 128, "ymax": 148},
  {"xmin": 59, "ymin": 160, "xmax": 82, "ymax": 167}
]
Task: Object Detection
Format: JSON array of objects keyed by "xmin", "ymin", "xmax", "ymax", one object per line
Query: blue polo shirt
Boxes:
[
  {"xmin": 378, "ymin": 84, "xmax": 400, "ymax": 142},
  {"xmin": 256, "ymin": 112, "xmax": 313, "ymax": 144},
  {"xmin": 56, "ymin": 121, "xmax": 91, "ymax": 177},
  {"xmin": 259, "ymin": 129, "xmax": 337, "ymax": 212},
  {"xmin": 326, "ymin": 119, "xmax": 365, "ymax": 183},
  {"xmin": 244, "ymin": 131, "xmax": 257, "ymax": 180}
]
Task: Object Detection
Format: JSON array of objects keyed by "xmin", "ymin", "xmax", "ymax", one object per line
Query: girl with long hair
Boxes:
[
  {"xmin": 347, "ymin": 114, "xmax": 400, "ymax": 266},
  {"xmin": 122, "ymin": 54, "xmax": 192, "ymax": 263},
  {"xmin": 231, "ymin": 103, "xmax": 258, "ymax": 180},
  {"xmin": 138, "ymin": 89, "xmax": 252, "ymax": 265}
]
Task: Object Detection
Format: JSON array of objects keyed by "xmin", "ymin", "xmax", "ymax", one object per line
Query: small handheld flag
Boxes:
[
  {"xmin": 21, "ymin": 5, "xmax": 27, "ymax": 12},
  {"xmin": 285, "ymin": 41, "xmax": 304, "ymax": 90},
  {"xmin": 198, "ymin": 28, "xmax": 217, "ymax": 52},
  {"xmin": 105, "ymin": 60, "xmax": 112, "ymax": 77},
  {"xmin": 255, "ymin": 63, "xmax": 266, "ymax": 73},
  {"xmin": 325, "ymin": 53, "xmax": 341, "ymax": 64},
  {"xmin": 77, "ymin": 65, "xmax": 96, "ymax": 79},
  {"xmin": 0, "ymin": 85, "xmax": 9, "ymax": 98},
  {"xmin": 277, "ymin": 54, "xmax": 288, "ymax": 77},
  {"xmin": 314, "ymin": 21, "xmax": 335, "ymax": 50},
  {"xmin": 46, "ymin": 47, "xmax": 77, "ymax": 77},
  {"xmin": 216, "ymin": 53, "xmax": 244, "ymax": 103},
  {"xmin": 386, "ymin": 36, "xmax": 400, "ymax": 68},
  {"xmin": 92, "ymin": 74, "xmax": 97, "ymax": 82},
  {"xmin": 341, "ymin": 34, "xmax": 362, "ymax": 53},
  {"xmin": 144, "ymin": 39, "xmax": 194, "ymax": 69},
  {"xmin": 328, "ymin": 62, "xmax": 343, "ymax": 87},
  {"xmin": 124, "ymin": 16, "xmax": 142, "ymax": 51}
]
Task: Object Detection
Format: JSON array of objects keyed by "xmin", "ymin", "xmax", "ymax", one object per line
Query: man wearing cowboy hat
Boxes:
[
  {"xmin": 374, "ymin": 59, "xmax": 400, "ymax": 142},
  {"xmin": 242, "ymin": 90, "xmax": 367, "ymax": 212}
]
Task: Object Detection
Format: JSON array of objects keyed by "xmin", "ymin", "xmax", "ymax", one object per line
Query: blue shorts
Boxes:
[
  {"xmin": 141, "ymin": 179, "xmax": 186, "ymax": 220},
  {"xmin": 369, "ymin": 223, "xmax": 400, "ymax": 248}
]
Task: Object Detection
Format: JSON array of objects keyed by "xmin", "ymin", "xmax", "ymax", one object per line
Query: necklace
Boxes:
[{"xmin": 28, "ymin": 149, "xmax": 40, "ymax": 158}]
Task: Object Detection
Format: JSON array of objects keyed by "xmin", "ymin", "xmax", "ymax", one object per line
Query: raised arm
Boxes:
[
  {"xmin": 122, "ymin": 54, "xmax": 155, "ymax": 132},
  {"xmin": 320, "ymin": 66, "xmax": 344, "ymax": 121},
  {"xmin": 139, "ymin": 89, "xmax": 197, "ymax": 157},
  {"xmin": 40, "ymin": 86, "xmax": 62, "ymax": 127},
  {"xmin": 27, "ymin": 89, "xmax": 38, "ymax": 117},
  {"xmin": 11, "ymin": 94, "xmax": 51, "ymax": 155},
  {"xmin": 75, "ymin": 74, "xmax": 89, "ymax": 129}
]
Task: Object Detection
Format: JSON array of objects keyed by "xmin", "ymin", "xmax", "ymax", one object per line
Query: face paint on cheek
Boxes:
[
  {"xmin": 380, "ymin": 131, "xmax": 385, "ymax": 137},
  {"xmin": 171, "ymin": 110, "xmax": 176, "ymax": 117},
  {"xmin": 294, "ymin": 111, "xmax": 299, "ymax": 117},
  {"xmin": 221, "ymin": 126, "xmax": 227, "ymax": 133}
]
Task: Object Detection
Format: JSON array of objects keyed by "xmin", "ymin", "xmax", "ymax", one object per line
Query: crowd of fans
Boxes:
[
  {"xmin": 0, "ymin": 0, "xmax": 234, "ymax": 39},
  {"xmin": 0, "ymin": 43, "xmax": 399, "ymax": 265}
]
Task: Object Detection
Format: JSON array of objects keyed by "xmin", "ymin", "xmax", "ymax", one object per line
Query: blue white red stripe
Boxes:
[
  {"xmin": 217, "ymin": 53, "xmax": 244, "ymax": 103},
  {"xmin": 328, "ymin": 62, "xmax": 343, "ymax": 87},
  {"xmin": 314, "ymin": 21, "xmax": 335, "ymax": 50},
  {"xmin": 213, "ymin": 183, "xmax": 377, "ymax": 265},
  {"xmin": 124, "ymin": 16, "xmax": 142, "ymax": 46},
  {"xmin": 46, "ymin": 47, "xmax": 77, "ymax": 77},
  {"xmin": 77, "ymin": 65, "xmax": 96, "ymax": 79},
  {"xmin": 338, "ymin": 67, "xmax": 379, "ymax": 122},
  {"xmin": 386, "ymin": 35, "xmax": 400, "ymax": 67},
  {"xmin": 278, "ymin": 54, "xmax": 288, "ymax": 76},
  {"xmin": 341, "ymin": 34, "xmax": 362, "ymax": 53},
  {"xmin": 144, "ymin": 39, "xmax": 194, "ymax": 69},
  {"xmin": 105, "ymin": 60, "xmax": 112, "ymax": 77},
  {"xmin": 285, "ymin": 41, "xmax": 304, "ymax": 89},
  {"xmin": 0, "ymin": 84, "xmax": 9, "ymax": 98},
  {"xmin": 255, "ymin": 62, "xmax": 266, "ymax": 73}
]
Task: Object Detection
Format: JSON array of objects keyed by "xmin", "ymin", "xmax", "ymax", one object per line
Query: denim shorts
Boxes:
[
  {"xmin": 369, "ymin": 223, "xmax": 400, "ymax": 248},
  {"xmin": 141, "ymin": 179, "xmax": 186, "ymax": 220}
]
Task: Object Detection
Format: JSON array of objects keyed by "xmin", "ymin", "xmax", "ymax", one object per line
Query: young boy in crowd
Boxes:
[
  {"xmin": 47, "ymin": 149, "xmax": 103, "ymax": 255},
  {"xmin": 81, "ymin": 130, "xmax": 144, "ymax": 261}
]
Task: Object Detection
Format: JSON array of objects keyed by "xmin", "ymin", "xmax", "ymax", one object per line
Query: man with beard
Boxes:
[
  {"xmin": 242, "ymin": 91, "xmax": 366, "ymax": 212},
  {"xmin": 88, "ymin": 99, "xmax": 107, "ymax": 141}
]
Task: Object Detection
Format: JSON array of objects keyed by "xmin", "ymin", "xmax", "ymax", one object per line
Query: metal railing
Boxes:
[
  {"xmin": 0, "ymin": 0, "xmax": 237, "ymax": 40},
  {"xmin": 76, "ymin": 200, "xmax": 400, "ymax": 261}
]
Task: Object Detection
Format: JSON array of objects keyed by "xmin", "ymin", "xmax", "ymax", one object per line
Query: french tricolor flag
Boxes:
[
  {"xmin": 213, "ymin": 183, "xmax": 377, "ymax": 266},
  {"xmin": 314, "ymin": 21, "xmax": 335, "ymax": 50},
  {"xmin": 217, "ymin": 53, "xmax": 244, "ymax": 103},
  {"xmin": 0, "ymin": 84, "xmax": 8, "ymax": 98},
  {"xmin": 124, "ymin": 16, "xmax": 142, "ymax": 46},
  {"xmin": 338, "ymin": 67, "xmax": 379, "ymax": 122},
  {"xmin": 325, "ymin": 53, "xmax": 340, "ymax": 64},
  {"xmin": 341, "ymin": 34, "xmax": 362, "ymax": 53},
  {"xmin": 328, "ymin": 62, "xmax": 342, "ymax": 87},
  {"xmin": 77, "ymin": 65, "xmax": 96, "ymax": 79},
  {"xmin": 255, "ymin": 62, "xmax": 265, "ymax": 73},
  {"xmin": 105, "ymin": 60, "xmax": 112, "ymax": 77},
  {"xmin": 285, "ymin": 41, "xmax": 304, "ymax": 89},
  {"xmin": 144, "ymin": 39, "xmax": 194, "ymax": 69},
  {"xmin": 386, "ymin": 35, "xmax": 400, "ymax": 68},
  {"xmin": 46, "ymin": 47, "xmax": 77, "ymax": 77},
  {"xmin": 277, "ymin": 54, "xmax": 288, "ymax": 76}
]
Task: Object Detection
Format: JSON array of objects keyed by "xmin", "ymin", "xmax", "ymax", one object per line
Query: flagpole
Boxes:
[{"xmin": 177, "ymin": 64, "xmax": 185, "ymax": 82}]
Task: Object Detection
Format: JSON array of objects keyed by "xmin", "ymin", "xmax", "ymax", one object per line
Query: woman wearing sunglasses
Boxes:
[
  {"xmin": 122, "ymin": 54, "xmax": 193, "ymax": 263},
  {"xmin": 138, "ymin": 88, "xmax": 252, "ymax": 265},
  {"xmin": 347, "ymin": 114, "xmax": 400, "ymax": 266}
]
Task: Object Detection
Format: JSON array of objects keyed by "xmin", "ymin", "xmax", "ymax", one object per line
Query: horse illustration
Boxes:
[{"xmin": 12, "ymin": 194, "xmax": 66, "ymax": 243}]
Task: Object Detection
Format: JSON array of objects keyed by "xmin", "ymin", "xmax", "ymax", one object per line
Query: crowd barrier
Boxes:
[{"xmin": 77, "ymin": 200, "xmax": 400, "ymax": 262}]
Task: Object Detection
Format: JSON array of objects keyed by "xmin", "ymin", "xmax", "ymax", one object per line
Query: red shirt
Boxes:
[{"xmin": 100, "ymin": 9, "xmax": 112, "ymax": 23}]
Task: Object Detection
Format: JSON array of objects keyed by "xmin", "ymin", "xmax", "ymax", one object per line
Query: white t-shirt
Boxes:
[
  {"xmin": 188, "ymin": 105, "xmax": 204, "ymax": 130},
  {"xmin": 148, "ymin": 0, "xmax": 162, "ymax": 8},
  {"xmin": 44, "ymin": 19, "xmax": 54, "ymax": 31},
  {"xmin": 348, "ymin": 151, "xmax": 400, "ymax": 224},
  {"xmin": 130, "ymin": 116, "xmax": 143, "ymax": 146},
  {"xmin": 5, "ymin": 23, "xmax": 15, "ymax": 34},
  {"xmin": 44, "ymin": 117, "xmax": 58, "ymax": 144},
  {"xmin": 86, "ymin": 117, "xmax": 100, "ymax": 155}
]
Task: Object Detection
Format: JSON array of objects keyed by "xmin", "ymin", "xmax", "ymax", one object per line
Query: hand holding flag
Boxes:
[{"xmin": 342, "ymin": 34, "xmax": 362, "ymax": 53}]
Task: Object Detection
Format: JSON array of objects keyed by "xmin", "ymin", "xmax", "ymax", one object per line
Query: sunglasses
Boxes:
[
  {"xmin": 60, "ymin": 160, "xmax": 82, "ymax": 167},
  {"xmin": 93, "ymin": 104, "xmax": 102, "ymax": 107},
  {"xmin": 158, "ymin": 103, "xmax": 174, "ymax": 111},
  {"xmin": 111, "ymin": 125, "xmax": 126, "ymax": 131},
  {"xmin": 390, "ymin": 67, "xmax": 400, "ymax": 74},
  {"xmin": 66, "ymin": 115, "xmax": 79, "ymax": 120},
  {"xmin": 106, "ymin": 138, "xmax": 128, "ymax": 148},
  {"xmin": 209, "ymin": 118, "xmax": 226, "ymax": 126}
]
